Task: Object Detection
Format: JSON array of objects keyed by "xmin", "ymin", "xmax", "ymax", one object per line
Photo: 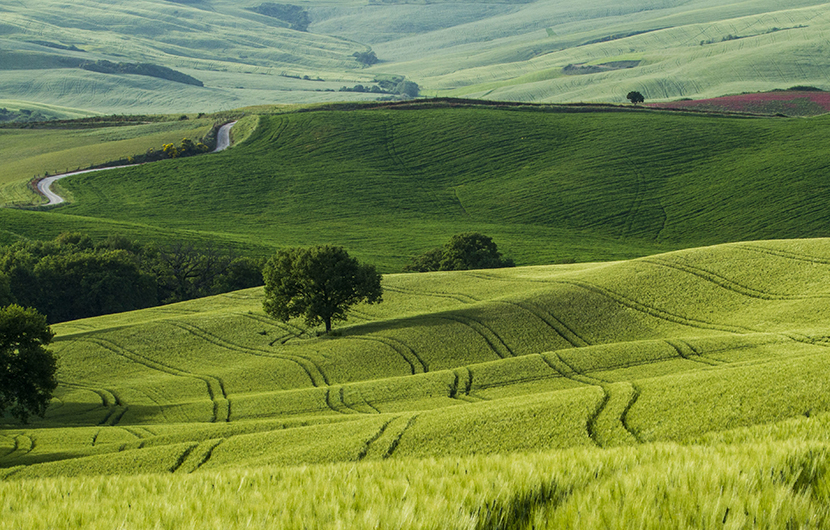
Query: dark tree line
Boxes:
[{"xmin": 0, "ymin": 233, "xmax": 263, "ymax": 323}]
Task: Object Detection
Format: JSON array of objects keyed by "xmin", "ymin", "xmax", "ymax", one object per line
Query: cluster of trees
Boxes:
[
  {"xmin": 338, "ymin": 79, "xmax": 419, "ymax": 98},
  {"xmin": 0, "ymin": 108, "xmax": 55, "ymax": 124},
  {"xmin": 0, "ymin": 233, "xmax": 263, "ymax": 324},
  {"xmin": 353, "ymin": 51, "xmax": 379, "ymax": 67},
  {"xmin": 404, "ymin": 233, "xmax": 515, "ymax": 272},
  {"xmin": 79, "ymin": 60, "xmax": 204, "ymax": 87},
  {"xmin": 249, "ymin": 3, "xmax": 311, "ymax": 31},
  {"xmin": 159, "ymin": 137, "xmax": 210, "ymax": 159}
]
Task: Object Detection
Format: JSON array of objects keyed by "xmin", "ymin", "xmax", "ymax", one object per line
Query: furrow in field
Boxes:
[
  {"xmin": 499, "ymin": 300, "xmax": 589, "ymax": 347},
  {"xmin": 641, "ymin": 257, "xmax": 815, "ymax": 300},
  {"xmin": 169, "ymin": 443, "xmax": 199, "ymax": 474},
  {"xmin": 175, "ymin": 438, "xmax": 225, "ymax": 474},
  {"xmin": 83, "ymin": 338, "xmax": 228, "ymax": 423},
  {"xmin": 382, "ymin": 414, "xmax": 420, "ymax": 459},
  {"xmin": 347, "ymin": 336, "xmax": 421, "ymax": 375},
  {"xmin": 451, "ymin": 366, "xmax": 484, "ymax": 402},
  {"xmin": 4, "ymin": 435, "xmax": 34, "ymax": 461},
  {"xmin": 357, "ymin": 418, "xmax": 396, "ymax": 461},
  {"xmin": 540, "ymin": 353, "xmax": 638, "ymax": 447},
  {"xmin": 324, "ymin": 387, "xmax": 357, "ymax": 415},
  {"xmin": 737, "ymin": 244, "xmax": 830, "ymax": 266},
  {"xmin": 666, "ymin": 339, "xmax": 723, "ymax": 366},
  {"xmin": 188, "ymin": 439, "xmax": 225, "ymax": 473},
  {"xmin": 556, "ymin": 279, "xmax": 754, "ymax": 334},
  {"xmin": 439, "ymin": 314, "xmax": 513, "ymax": 359},
  {"xmin": 169, "ymin": 321, "xmax": 327, "ymax": 387},
  {"xmin": 384, "ymin": 285, "xmax": 480, "ymax": 304},
  {"xmin": 343, "ymin": 387, "xmax": 381, "ymax": 414}
]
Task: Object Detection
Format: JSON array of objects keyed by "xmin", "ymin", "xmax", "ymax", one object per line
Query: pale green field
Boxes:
[
  {"xmin": 4, "ymin": 238, "xmax": 830, "ymax": 526},
  {"xmin": 0, "ymin": 118, "xmax": 215, "ymax": 206},
  {"xmin": 3, "ymin": 0, "xmax": 830, "ymax": 113},
  {"xmin": 3, "ymin": 238, "xmax": 830, "ymax": 509}
]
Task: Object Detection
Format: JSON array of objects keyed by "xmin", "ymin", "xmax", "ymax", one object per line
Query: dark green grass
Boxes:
[{"xmin": 13, "ymin": 104, "xmax": 830, "ymax": 270}]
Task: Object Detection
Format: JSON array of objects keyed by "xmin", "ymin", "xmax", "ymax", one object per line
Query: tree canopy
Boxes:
[
  {"xmin": 627, "ymin": 91, "xmax": 645, "ymax": 104},
  {"xmin": 0, "ymin": 305, "xmax": 57, "ymax": 423},
  {"xmin": 404, "ymin": 232, "xmax": 515, "ymax": 272},
  {"xmin": 0, "ymin": 232, "xmax": 263, "ymax": 323},
  {"xmin": 262, "ymin": 245, "xmax": 382, "ymax": 333}
]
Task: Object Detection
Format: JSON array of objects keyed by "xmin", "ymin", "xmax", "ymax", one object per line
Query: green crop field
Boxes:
[
  {"xmin": 0, "ymin": 117, "xmax": 218, "ymax": 206},
  {"xmin": 3, "ymin": 0, "xmax": 830, "ymax": 114},
  {"xmin": 4, "ymin": 102, "xmax": 830, "ymax": 269},
  {"xmin": 3, "ymin": 238, "xmax": 830, "ymax": 527}
]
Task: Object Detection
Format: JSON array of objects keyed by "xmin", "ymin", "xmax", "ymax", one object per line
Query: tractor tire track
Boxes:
[
  {"xmin": 189, "ymin": 439, "xmax": 225, "ymax": 473},
  {"xmin": 540, "ymin": 352, "xmax": 639, "ymax": 447},
  {"xmin": 357, "ymin": 418, "xmax": 395, "ymax": 460},
  {"xmin": 642, "ymin": 257, "xmax": 817, "ymax": 300},
  {"xmin": 665, "ymin": 339, "xmax": 723, "ymax": 366},
  {"xmin": 384, "ymin": 285, "xmax": 480, "ymax": 304},
  {"xmin": 499, "ymin": 300, "xmax": 589, "ymax": 347},
  {"xmin": 556, "ymin": 279, "xmax": 754, "ymax": 334},
  {"xmin": 738, "ymin": 244, "xmax": 830, "ymax": 266},
  {"xmin": 349, "ymin": 335, "xmax": 426, "ymax": 374},
  {"xmin": 169, "ymin": 322, "xmax": 327, "ymax": 386},
  {"xmin": 382, "ymin": 414, "xmax": 419, "ymax": 459},
  {"xmin": 439, "ymin": 314, "xmax": 513, "ymax": 359},
  {"xmin": 450, "ymin": 367, "xmax": 483, "ymax": 402},
  {"xmin": 82, "ymin": 338, "xmax": 229, "ymax": 423},
  {"xmin": 169, "ymin": 443, "xmax": 199, "ymax": 473}
]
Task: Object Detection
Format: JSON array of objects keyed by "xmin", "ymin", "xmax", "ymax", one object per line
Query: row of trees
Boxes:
[{"xmin": 0, "ymin": 233, "xmax": 263, "ymax": 323}]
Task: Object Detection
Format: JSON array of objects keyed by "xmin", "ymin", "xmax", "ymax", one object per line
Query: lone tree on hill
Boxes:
[
  {"xmin": 404, "ymin": 232, "xmax": 515, "ymax": 272},
  {"xmin": 627, "ymin": 91, "xmax": 645, "ymax": 104},
  {"xmin": 262, "ymin": 246, "xmax": 382, "ymax": 333},
  {"xmin": 0, "ymin": 305, "xmax": 57, "ymax": 423}
]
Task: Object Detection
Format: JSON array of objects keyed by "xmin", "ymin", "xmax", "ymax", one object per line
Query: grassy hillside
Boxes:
[
  {"xmin": 0, "ymin": 117, "xmax": 217, "ymax": 206},
  {"xmin": 3, "ymin": 0, "xmax": 830, "ymax": 112},
  {"xmin": 2, "ymin": 238, "xmax": 830, "ymax": 526},
  {"xmin": 5, "ymin": 103, "xmax": 830, "ymax": 269}
]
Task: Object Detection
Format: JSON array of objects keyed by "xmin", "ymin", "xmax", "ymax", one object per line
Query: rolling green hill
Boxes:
[
  {"xmin": 3, "ymin": 0, "xmax": 830, "ymax": 113},
  {"xmin": 4, "ymin": 103, "xmax": 830, "ymax": 269},
  {"xmin": 2, "ymin": 238, "xmax": 830, "ymax": 527}
]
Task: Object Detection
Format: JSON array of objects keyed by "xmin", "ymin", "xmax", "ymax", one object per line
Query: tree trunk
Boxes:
[{"xmin": 325, "ymin": 317, "xmax": 332, "ymax": 333}]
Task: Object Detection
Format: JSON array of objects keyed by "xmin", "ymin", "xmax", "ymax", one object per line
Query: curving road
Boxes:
[{"xmin": 37, "ymin": 121, "xmax": 237, "ymax": 207}]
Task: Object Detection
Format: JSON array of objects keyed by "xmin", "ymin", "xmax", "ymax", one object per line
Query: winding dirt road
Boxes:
[{"xmin": 37, "ymin": 121, "xmax": 237, "ymax": 207}]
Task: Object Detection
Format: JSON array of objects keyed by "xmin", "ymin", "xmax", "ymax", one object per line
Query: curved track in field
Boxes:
[{"xmin": 37, "ymin": 121, "xmax": 237, "ymax": 207}]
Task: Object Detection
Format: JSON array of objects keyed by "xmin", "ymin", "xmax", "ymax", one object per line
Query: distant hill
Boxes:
[
  {"xmin": 3, "ymin": 0, "xmax": 830, "ymax": 113},
  {"xmin": 3, "ymin": 102, "xmax": 829, "ymax": 270}
]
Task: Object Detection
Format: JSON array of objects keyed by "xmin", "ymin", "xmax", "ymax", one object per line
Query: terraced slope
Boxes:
[
  {"xmin": 7, "ymin": 103, "xmax": 830, "ymax": 269},
  {"xmin": 4, "ymin": 0, "xmax": 830, "ymax": 113},
  {"xmin": 3, "ymin": 238, "xmax": 830, "ymax": 480}
]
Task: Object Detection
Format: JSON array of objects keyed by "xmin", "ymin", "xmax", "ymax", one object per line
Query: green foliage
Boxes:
[
  {"xmin": 263, "ymin": 245, "xmax": 382, "ymax": 332},
  {"xmin": 405, "ymin": 232, "xmax": 514, "ymax": 272},
  {"xmin": 0, "ymin": 233, "xmax": 263, "ymax": 322},
  {"xmin": 248, "ymin": 3, "xmax": 311, "ymax": 32},
  {"xmin": 626, "ymin": 91, "xmax": 645, "ymax": 104},
  {"xmin": 353, "ymin": 51, "xmax": 379, "ymax": 67},
  {"xmin": 0, "ymin": 304, "xmax": 56, "ymax": 423}
]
